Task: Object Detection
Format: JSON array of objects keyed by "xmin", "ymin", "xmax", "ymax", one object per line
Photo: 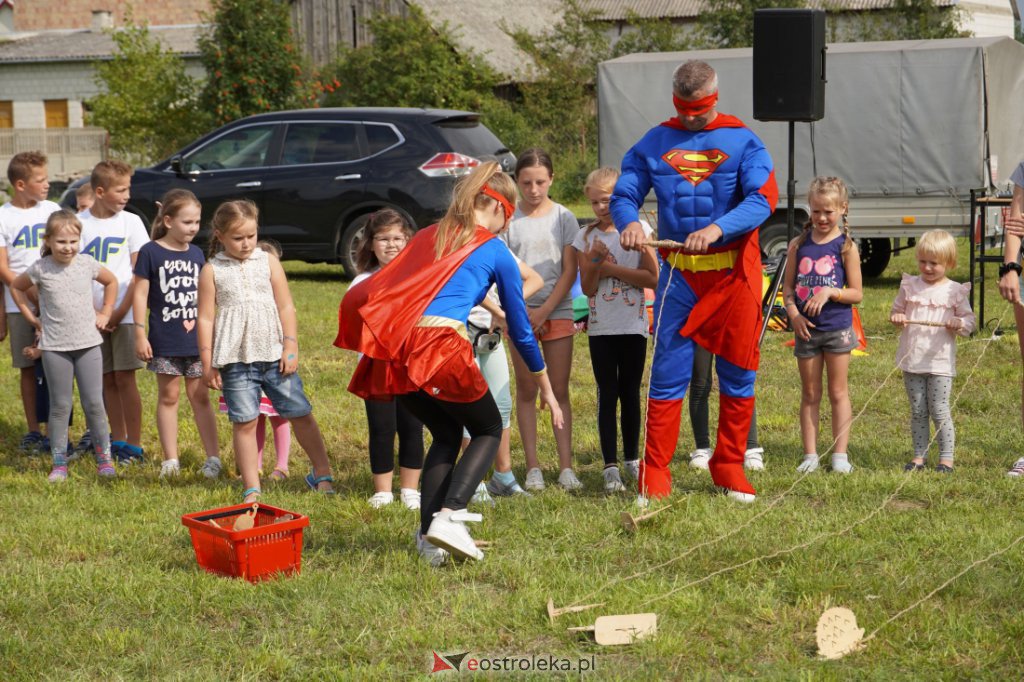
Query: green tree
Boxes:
[
  {"xmin": 199, "ymin": 0, "xmax": 326, "ymax": 126},
  {"xmin": 611, "ymin": 12, "xmax": 694, "ymax": 57},
  {"xmin": 845, "ymin": 0, "xmax": 968, "ymax": 41},
  {"xmin": 323, "ymin": 6, "xmax": 498, "ymax": 110},
  {"xmin": 698, "ymin": 0, "xmax": 807, "ymax": 48},
  {"xmin": 88, "ymin": 22, "xmax": 205, "ymax": 166}
]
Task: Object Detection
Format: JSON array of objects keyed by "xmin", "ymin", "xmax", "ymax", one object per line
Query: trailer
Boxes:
[{"xmin": 597, "ymin": 37, "xmax": 1024, "ymax": 276}]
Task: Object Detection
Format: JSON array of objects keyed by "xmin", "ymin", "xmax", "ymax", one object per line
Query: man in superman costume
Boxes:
[{"xmin": 614, "ymin": 60, "xmax": 778, "ymax": 503}]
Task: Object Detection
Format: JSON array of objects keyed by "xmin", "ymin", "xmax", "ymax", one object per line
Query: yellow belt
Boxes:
[
  {"xmin": 416, "ymin": 316, "xmax": 469, "ymax": 341},
  {"xmin": 665, "ymin": 249, "xmax": 738, "ymax": 273}
]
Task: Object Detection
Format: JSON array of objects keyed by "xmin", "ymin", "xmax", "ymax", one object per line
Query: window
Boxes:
[
  {"xmin": 44, "ymin": 99, "xmax": 68, "ymax": 128},
  {"xmin": 365, "ymin": 123, "xmax": 401, "ymax": 155},
  {"xmin": 0, "ymin": 101, "xmax": 12, "ymax": 129},
  {"xmin": 184, "ymin": 124, "xmax": 275, "ymax": 171},
  {"xmin": 281, "ymin": 123, "xmax": 360, "ymax": 165}
]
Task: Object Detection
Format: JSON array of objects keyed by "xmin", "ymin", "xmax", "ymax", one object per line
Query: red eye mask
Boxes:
[
  {"xmin": 673, "ymin": 92, "xmax": 718, "ymax": 117},
  {"xmin": 482, "ymin": 184, "xmax": 514, "ymax": 221}
]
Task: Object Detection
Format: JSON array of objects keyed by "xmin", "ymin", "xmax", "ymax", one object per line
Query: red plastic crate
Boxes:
[{"xmin": 181, "ymin": 503, "xmax": 309, "ymax": 583}]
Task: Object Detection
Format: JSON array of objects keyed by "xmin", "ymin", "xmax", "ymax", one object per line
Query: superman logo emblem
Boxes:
[{"xmin": 662, "ymin": 149, "xmax": 730, "ymax": 186}]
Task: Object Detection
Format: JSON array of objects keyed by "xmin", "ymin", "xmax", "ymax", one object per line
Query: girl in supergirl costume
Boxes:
[{"xmin": 337, "ymin": 162, "xmax": 564, "ymax": 566}]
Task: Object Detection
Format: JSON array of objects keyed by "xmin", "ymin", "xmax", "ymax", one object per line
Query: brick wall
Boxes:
[{"xmin": 13, "ymin": 1, "xmax": 212, "ymax": 31}]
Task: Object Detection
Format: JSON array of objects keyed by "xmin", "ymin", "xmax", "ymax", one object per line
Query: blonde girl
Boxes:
[
  {"xmin": 350, "ymin": 209, "xmax": 424, "ymax": 510},
  {"xmin": 503, "ymin": 148, "xmax": 579, "ymax": 491},
  {"xmin": 337, "ymin": 161, "xmax": 563, "ymax": 565},
  {"xmin": 890, "ymin": 230, "xmax": 974, "ymax": 472},
  {"xmin": 573, "ymin": 167, "xmax": 658, "ymax": 491},
  {"xmin": 132, "ymin": 189, "xmax": 221, "ymax": 479},
  {"xmin": 197, "ymin": 200, "xmax": 335, "ymax": 502},
  {"xmin": 782, "ymin": 177, "xmax": 863, "ymax": 473},
  {"xmin": 12, "ymin": 210, "xmax": 118, "ymax": 482}
]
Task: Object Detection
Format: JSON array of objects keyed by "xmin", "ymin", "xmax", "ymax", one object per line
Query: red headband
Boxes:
[
  {"xmin": 673, "ymin": 92, "xmax": 718, "ymax": 117},
  {"xmin": 481, "ymin": 184, "xmax": 514, "ymax": 222}
]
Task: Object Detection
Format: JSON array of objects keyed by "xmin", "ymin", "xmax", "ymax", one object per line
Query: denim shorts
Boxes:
[
  {"xmin": 794, "ymin": 325, "xmax": 858, "ymax": 358},
  {"xmin": 219, "ymin": 361, "xmax": 312, "ymax": 423}
]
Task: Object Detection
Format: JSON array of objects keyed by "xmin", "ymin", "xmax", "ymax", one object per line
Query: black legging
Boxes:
[
  {"xmin": 588, "ymin": 334, "xmax": 647, "ymax": 467},
  {"xmin": 364, "ymin": 398, "xmax": 424, "ymax": 475},
  {"xmin": 398, "ymin": 390, "xmax": 502, "ymax": 534},
  {"xmin": 689, "ymin": 344, "xmax": 758, "ymax": 451}
]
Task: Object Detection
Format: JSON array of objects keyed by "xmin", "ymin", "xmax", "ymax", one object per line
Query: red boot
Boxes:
[
  {"xmin": 709, "ymin": 395, "xmax": 756, "ymax": 496},
  {"xmin": 639, "ymin": 398, "xmax": 683, "ymax": 499}
]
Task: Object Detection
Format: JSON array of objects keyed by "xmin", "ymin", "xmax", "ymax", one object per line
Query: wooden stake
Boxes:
[
  {"xmin": 621, "ymin": 504, "xmax": 673, "ymax": 533},
  {"xmin": 546, "ymin": 598, "xmax": 604, "ymax": 625},
  {"xmin": 568, "ymin": 613, "xmax": 657, "ymax": 646},
  {"xmin": 647, "ymin": 239, "xmax": 685, "ymax": 249}
]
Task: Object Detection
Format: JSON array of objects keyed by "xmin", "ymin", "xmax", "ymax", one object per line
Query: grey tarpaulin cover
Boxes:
[{"xmin": 598, "ymin": 37, "xmax": 1024, "ymax": 197}]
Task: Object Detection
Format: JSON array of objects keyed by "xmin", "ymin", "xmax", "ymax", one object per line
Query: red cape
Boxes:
[
  {"xmin": 659, "ymin": 113, "xmax": 748, "ymax": 131},
  {"xmin": 335, "ymin": 224, "xmax": 493, "ymax": 361}
]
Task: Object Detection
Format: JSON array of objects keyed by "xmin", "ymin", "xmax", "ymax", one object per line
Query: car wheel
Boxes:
[
  {"xmin": 858, "ymin": 237, "xmax": 891, "ymax": 278},
  {"xmin": 338, "ymin": 214, "xmax": 373, "ymax": 279},
  {"xmin": 758, "ymin": 219, "xmax": 795, "ymax": 259}
]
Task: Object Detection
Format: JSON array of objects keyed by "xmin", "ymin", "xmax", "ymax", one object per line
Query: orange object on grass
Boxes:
[{"xmin": 181, "ymin": 503, "xmax": 309, "ymax": 583}]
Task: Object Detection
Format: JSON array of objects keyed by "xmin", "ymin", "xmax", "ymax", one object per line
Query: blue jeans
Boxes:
[{"xmin": 220, "ymin": 362, "xmax": 312, "ymax": 423}]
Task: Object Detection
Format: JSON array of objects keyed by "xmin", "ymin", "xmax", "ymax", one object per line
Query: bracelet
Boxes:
[
  {"xmin": 834, "ymin": 288, "xmax": 842, "ymax": 303},
  {"xmin": 591, "ymin": 257, "xmax": 603, "ymax": 263},
  {"xmin": 133, "ymin": 322, "xmax": 145, "ymax": 328},
  {"xmin": 283, "ymin": 335, "xmax": 297, "ymax": 343}
]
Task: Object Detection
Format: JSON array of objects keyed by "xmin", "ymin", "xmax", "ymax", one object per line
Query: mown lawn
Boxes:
[{"xmin": 1, "ymin": 241, "xmax": 1022, "ymax": 680}]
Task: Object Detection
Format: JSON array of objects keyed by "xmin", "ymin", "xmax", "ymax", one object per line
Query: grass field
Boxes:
[{"xmin": 2, "ymin": 242, "xmax": 1023, "ymax": 680}]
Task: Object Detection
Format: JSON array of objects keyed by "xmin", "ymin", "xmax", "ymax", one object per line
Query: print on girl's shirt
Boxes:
[
  {"xmin": 158, "ymin": 258, "xmax": 200, "ymax": 325},
  {"xmin": 795, "ymin": 254, "xmax": 839, "ymax": 303},
  {"xmin": 588, "ymin": 253, "xmax": 642, "ymax": 324}
]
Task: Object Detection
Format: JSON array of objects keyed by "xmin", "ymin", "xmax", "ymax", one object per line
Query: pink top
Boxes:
[{"xmin": 891, "ymin": 274, "xmax": 975, "ymax": 376}]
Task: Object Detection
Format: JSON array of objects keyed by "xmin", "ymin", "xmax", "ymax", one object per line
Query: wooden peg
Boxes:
[
  {"xmin": 568, "ymin": 613, "xmax": 657, "ymax": 646},
  {"xmin": 621, "ymin": 504, "xmax": 672, "ymax": 532},
  {"xmin": 473, "ymin": 539, "xmax": 493, "ymax": 548},
  {"xmin": 646, "ymin": 239, "xmax": 685, "ymax": 249},
  {"xmin": 546, "ymin": 598, "xmax": 604, "ymax": 625},
  {"xmin": 233, "ymin": 502, "xmax": 259, "ymax": 531},
  {"xmin": 273, "ymin": 513, "xmax": 296, "ymax": 524}
]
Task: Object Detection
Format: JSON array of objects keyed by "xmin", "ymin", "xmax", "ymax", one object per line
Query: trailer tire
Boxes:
[
  {"xmin": 858, "ymin": 238, "xmax": 891, "ymax": 278},
  {"xmin": 758, "ymin": 221, "xmax": 791, "ymax": 258}
]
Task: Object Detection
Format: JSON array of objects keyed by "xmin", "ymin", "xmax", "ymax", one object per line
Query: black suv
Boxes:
[{"xmin": 61, "ymin": 108, "xmax": 516, "ymax": 277}]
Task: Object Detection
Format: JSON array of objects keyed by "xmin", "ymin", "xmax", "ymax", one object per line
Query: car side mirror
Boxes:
[{"xmin": 170, "ymin": 155, "xmax": 185, "ymax": 175}]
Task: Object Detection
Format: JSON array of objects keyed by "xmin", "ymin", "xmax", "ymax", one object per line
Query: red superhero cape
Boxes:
[
  {"xmin": 335, "ymin": 224, "xmax": 493, "ymax": 360},
  {"xmin": 659, "ymin": 113, "xmax": 747, "ymax": 131}
]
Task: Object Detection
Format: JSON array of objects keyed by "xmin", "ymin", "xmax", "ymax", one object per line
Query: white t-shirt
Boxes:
[
  {"xmin": 571, "ymin": 221, "xmax": 652, "ymax": 337},
  {"xmin": 502, "ymin": 202, "xmax": 578, "ymax": 320},
  {"xmin": 0, "ymin": 200, "xmax": 61, "ymax": 312},
  {"xmin": 79, "ymin": 209, "xmax": 149, "ymax": 323}
]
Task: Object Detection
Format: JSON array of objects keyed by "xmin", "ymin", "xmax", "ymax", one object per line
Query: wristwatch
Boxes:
[{"xmin": 998, "ymin": 262, "xmax": 1022, "ymax": 278}]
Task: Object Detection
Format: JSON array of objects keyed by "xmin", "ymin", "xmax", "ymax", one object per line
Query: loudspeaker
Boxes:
[{"xmin": 753, "ymin": 9, "xmax": 826, "ymax": 122}]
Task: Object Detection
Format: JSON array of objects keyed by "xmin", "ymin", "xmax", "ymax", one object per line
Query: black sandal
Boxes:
[
  {"xmin": 903, "ymin": 460, "xmax": 926, "ymax": 472},
  {"xmin": 935, "ymin": 463, "xmax": 954, "ymax": 473}
]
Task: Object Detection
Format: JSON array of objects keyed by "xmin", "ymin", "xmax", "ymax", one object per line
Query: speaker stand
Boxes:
[{"xmin": 759, "ymin": 121, "xmax": 796, "ymax": 347}]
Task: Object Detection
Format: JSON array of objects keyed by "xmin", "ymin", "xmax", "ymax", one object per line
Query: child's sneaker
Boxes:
[
  {"xmin": 689, "ymin": 448, "xmax": 711, "ymax": 470},
  {"xmin": 199, "ymin": 457, "xmax": 222, "ymax": 479},
  {"xmin": 744, "ymin": 447, "xmax": 765, "ymax": 471},
  {"xmin": 368, "ymin": 491, "xmax": 394, "ymax": 509},
  {"xmin": 400, "ymin": 488, "xmax": 421, "ymax": 510},
  {"xmin": 37, "ymin": 435, "xmax": 50, "ymax": 456},
  {"xmin": 415, "ymin": 530, "xmax": 449, "ymax": 568},
  {"xmin": 524, "ymin": 467, "xmax": 545, "ymax": 491},
  {"xmin": 425, "ymin": 509, "xmax": 484, "ymax": 561},
  {"xmin": 486, "ymin": 476, "xmax": 531, "ymax": 498},
  {"xmin": 1007, "ymin": 457, "xmax": 1024, "ymax": 477},
  {"xmin": 471, "ymin": 481, "xmax": 494, "ymax": 506},
  {"xmin": 47, "ymin": 465, "xmax": 68, "ymax": 483},
  {"xmin": 797, "ymin": 455, "xmax": 820, "ymax": 473},
  {"xmin": 96, "ymin": 459, "xmax": 117, "ymax": 478},
  {"xmin": 603, "ymin": 466, "xmax": 626, "ymax": 493},
  {"xmin": 19, "ymin": 431, "xmax": 44, "ymax": 454},
  {"xmin": 623, "ymin": 459, "xmax": 640, "ymax": 481},
  {"xmin": 558, "ymin": 468, "xmax": 583, "ymax": 491},
  {"xmin": 73, "ymin": 430, "xmax": 93, "ymax": 456},
  {"xmin": 119, "ymin": 444, "xmax": 145, "ymax": 465},
  {"xmin": 160, "ymin": 459, "xmax": 180, "ymax": 479}
]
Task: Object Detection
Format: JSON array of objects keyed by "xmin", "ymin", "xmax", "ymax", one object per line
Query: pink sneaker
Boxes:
[
  {"xmin": 48, "ymin": 465, "xmax": 68, "ymax": 483},
  {"xmin": 96, "ymin": 459, "xmax": 116, "ymax": 478}
]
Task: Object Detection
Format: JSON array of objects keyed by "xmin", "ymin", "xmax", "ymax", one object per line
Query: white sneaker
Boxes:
[
  {"xmin": 159, "ymin": 459, "xmax": 180, "ymax": 479},
  {"xmin": 425, "ymin": 509, "xmax": 484, "ymax": 561},
  {"xmin": 689, "ymin": 448, "xmax": 711, "ymax": 470},
  {"xmin": 471, "ymin": 481, "xmax": 494, "ymax": 506},
  {"xmin": 603, "ymin": 466, "xmax": 626, "ymax": 493},
  {"xmin": 726, "ymin": 490, "xmax": 756, "ymax": 504},
  {"xmin": 415, "ymin": 530, "xmax": 449, "ymax": 567},
  {"xmin": 635, "ymin": 494, "xmax": 650, "ymax": 510},
  {"xmin": 199, "ymin": 457, "xmax": 222, "ymax": 479},
  {"xmin": 368, "ymin": 491, "xmax": 394, "ymax": 509},
  {"xmin": 744, "ymin": 447, "xmax": 765, "ymax": 471},
  {"xmin": 399, "ymin": 488, "xmax": 421, "ymax": 510},
  {"xmin": 486, "ymin": 476, "xmax": 531, "ymax": 497},
  {"xmin": 796, "ymin": 455, "xmax": 820, "ymax": 473},
  {"xmin": 558, "ymin": 468, "xmax": 583, "ymax": 491},
  {"xmin": 623, "ymin": 459, "xmax": 640, "ymax": 481},
  {"xmin": 1007, "ymin": 457, "xmax": 1024, "ymax": 477},
  {"xmin": 524, "ymin": 467, "xmax": 545, "ymax": 491}
]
